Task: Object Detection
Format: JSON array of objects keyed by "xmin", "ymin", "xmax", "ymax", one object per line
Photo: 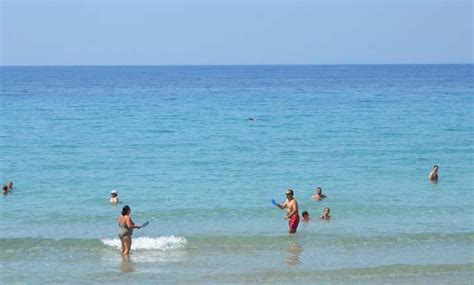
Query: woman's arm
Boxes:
[{"xmin": 126, "ymin": 216, "xmax": 141, "ymax": 229}]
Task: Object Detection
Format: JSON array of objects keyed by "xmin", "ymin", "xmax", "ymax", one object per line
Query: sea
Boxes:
[{"xmin": 0, "ymin": 65, "xmax": 473, "ymax": 284}]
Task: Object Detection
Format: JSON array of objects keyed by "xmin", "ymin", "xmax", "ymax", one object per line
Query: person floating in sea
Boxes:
[
  {"xmin": 275, "ymin": 189, "xmax": 300, "ymax": 234},
  {"xmin": 429, "ymin": 165, "xmax": 439, "ymax": 181},
  {"xmin": 5, "ymin": 181, "xmax": 13, "ymax": 191},
  {"xmin": 3, "ymin": 185, "xmax": 9, "ymax": 195},
  {"xmin": 110, "ymin": 190, "xmax": 119, "ymax": 204},
  {"xmin": 118, "ymin": 205, "xmax": 143, "ymax": 255},
  {"xmin": 302, "ymin": 210, "xmax": 311, "ymax": 222},
  {"xmin": 312, "ymin": 187, "xmax": 326, "ymax": 201},
  {"xmin": 320, "ymin": 207, "xmax": 331, "ymax": 220}
]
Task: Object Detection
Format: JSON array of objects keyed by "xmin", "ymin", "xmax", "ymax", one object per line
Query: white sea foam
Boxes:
[{"xmin": 101, "ymin": 236, "xmax": 187, "ymax": 251}]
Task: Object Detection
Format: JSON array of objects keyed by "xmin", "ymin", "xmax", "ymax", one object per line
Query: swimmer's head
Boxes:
[
  {"xmin": 433, "ymin": 165, "xmax": 439, "ymax": 170},
  {"xmin": 316, "ymin": 187, "xmax": 322, "ymax": 195},
  {"xmin": 121, "ymin": 205, "xmax": 131, "ymax": 216},
  {"xmin": 285, "ymin": 189, "xmax": 294, "ymax": 197},
  {"xmin": 110, "ymin": 190, "xmax": 118, "ymax": 197},
  {"xmin": 3, "ymin": 185, "xmax": 7, "ymax": 193},
  {"xmin": 302, "ymin": 211, "xmax": 309, "ymax": 218},
  {"xmin": 323, "ymin": 207, "xmax": 330, "ymax": 215}
]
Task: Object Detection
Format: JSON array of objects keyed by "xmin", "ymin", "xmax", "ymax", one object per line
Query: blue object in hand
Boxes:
[
  {"xmin": 271, "ymin": 199, "xmax": 277, "ymax": 206},
  {"xmin": 141, "ymin": 221, "xmax": 150, "ymax": 228}
]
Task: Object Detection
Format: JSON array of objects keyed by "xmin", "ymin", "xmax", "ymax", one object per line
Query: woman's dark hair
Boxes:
[
  {"xmin": 121, "ymin": 205, "xmax": 130, "ymax": 216},
  {"xmin": 302, "ymin": 210, "xmax": 309, "ymax": 216}
]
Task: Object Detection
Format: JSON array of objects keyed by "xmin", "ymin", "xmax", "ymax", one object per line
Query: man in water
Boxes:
[
  {"xmin": 275, "ymin": 189, "xmax": 300, "ymax": 234},
  {"xmin": 429, "ymin": 165, "xmax": 439, "ymax": 181},
  {"xmin": 312, "ymin": 187, "xmax": 326, "ymax": 201}
]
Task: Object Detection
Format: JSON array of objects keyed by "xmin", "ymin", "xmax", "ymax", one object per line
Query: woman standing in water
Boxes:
[{"xmin": 118, "ymin": 205, "xmax": 142, "ymax": 255}]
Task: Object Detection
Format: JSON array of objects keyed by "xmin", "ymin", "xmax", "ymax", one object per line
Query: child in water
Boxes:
[
  {"xmin": 302, "ymin": 211, "xmax": 311, "ymax": 222},
  {"xmin": 320, "ymin": 207, "xmax": 331, "ymax": 220}
]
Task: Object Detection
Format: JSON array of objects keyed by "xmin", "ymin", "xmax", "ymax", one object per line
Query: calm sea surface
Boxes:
[{"xmin": 0, "ymin": 65, "xmax": 473, "ymax": 284}]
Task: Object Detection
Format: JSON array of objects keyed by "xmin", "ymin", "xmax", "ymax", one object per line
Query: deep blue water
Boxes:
[{"xmin": 0, "ymin": 65, "xmax": 473, "ymax": 284}]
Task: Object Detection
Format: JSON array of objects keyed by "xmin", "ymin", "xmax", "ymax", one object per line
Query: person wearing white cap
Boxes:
[{"xmin": 110, "ymin": 190, "xmax": 119, "ymax": 204}]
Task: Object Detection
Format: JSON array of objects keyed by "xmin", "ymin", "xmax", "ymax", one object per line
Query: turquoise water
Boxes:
[{"xmin": 1, "ymin": 65, "xmax": 473, "ymax": 284}]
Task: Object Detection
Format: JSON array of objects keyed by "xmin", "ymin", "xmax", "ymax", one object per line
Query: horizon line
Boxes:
[{"xmin": 1, "ymin": 63, "xmax": 473, "ymax": 67}]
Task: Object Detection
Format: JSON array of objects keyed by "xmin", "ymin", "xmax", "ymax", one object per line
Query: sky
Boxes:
[{"xmin": 0, "ymin": 0, "xmax": 472, "ymax": 65}]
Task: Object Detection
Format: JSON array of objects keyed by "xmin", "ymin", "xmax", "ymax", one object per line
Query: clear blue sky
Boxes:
[{"xmin": 1, "ymin": 0, "xmax": 472, "ymax": 65}]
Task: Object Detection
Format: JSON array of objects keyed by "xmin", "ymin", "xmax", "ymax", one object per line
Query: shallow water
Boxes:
[{"xmin": 0, "ymin": 65, "xmax": 473, "ymax": 283}]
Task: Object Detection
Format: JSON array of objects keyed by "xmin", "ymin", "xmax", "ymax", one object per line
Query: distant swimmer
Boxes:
[
  {"xmin": 320, "ymin": 207, "xmax": 331, "ymax": 220},
  {"xmin": 5, "ymin": 181, "xmax": 13, "ymax": 191},
  {"xmin": 429, "ymin": 165, "xmax": 439, "ymax": 181},
  {"xmin": 312, "ymin": 187, "xmax": 326, "ymax": 201},
  {"xmin": 302, "ymin": 210, "xmax": 311, "ymax": 222},
  {"xmin": 3, "ymin": 185, "xmax": 8, "ymax": 195},
  {"xmin": 275, "ymin": 189, "xmax": 300, "ymax": 234},
  {"xmin": 110, "ymin": 190, "xmax": 119, "ymax": 204},
  {"xmin": 118, "ymin": 205, "xmax": 142, "ymax": 255},
  {"xmin": 248, "ymin": 117, "xmax": 257, "ymax": 121}
]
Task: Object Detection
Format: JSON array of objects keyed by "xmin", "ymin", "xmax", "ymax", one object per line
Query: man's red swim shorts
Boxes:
[{"xmin": 288, "ymin": 215, "xmax": 300, "ymax": 232}]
